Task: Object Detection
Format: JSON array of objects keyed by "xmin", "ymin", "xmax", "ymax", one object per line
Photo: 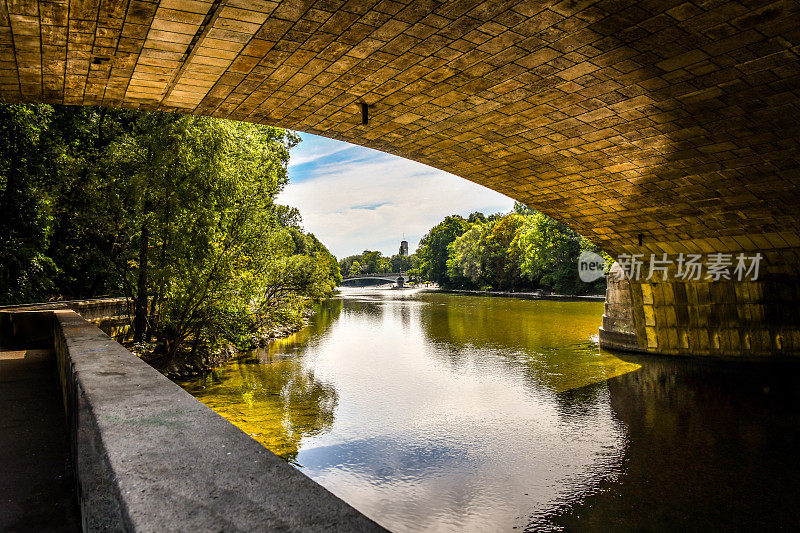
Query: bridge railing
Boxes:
[{"xmin": 341, "ymin": 272, "xmax": 408, "ymax": 279}]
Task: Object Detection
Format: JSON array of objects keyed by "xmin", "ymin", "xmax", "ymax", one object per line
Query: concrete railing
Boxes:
[
  {"xmin": 0, "ymin": 297, "xmax": 129, "ymax": 318},
  {"xmin": 7, "ymin": 307, "xmax": 385, "ymax": 531},
  {"xmin": 0, "ymin": 298, "xmax": 130, "ymax": 348}
]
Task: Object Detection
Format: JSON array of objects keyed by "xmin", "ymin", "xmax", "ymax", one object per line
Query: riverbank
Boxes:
[
  {"xmin": 431, "ymin": 288, "xmax": 605, "ymax": 302},
  {"xmin": 138, "ymin": 311, "xmax": 314, "ymax": 381}
]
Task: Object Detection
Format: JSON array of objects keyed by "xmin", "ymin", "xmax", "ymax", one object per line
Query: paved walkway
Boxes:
[{"xmin": 0, "ymin": 348, "xmax": 80, "ymax": 531}]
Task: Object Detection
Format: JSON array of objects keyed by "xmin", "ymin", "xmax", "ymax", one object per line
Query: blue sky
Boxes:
[{"xmin": 279, "ymin": 133, "xmax": 514, "ymax": 259}]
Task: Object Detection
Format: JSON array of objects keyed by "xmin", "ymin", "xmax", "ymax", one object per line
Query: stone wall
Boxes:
[
  {"xmin": 599, "ymin": 263, "xmax": 640, "ymax": 353},
  {"xmin": 600, "ymin": 265, "xmax": 800, "ymax": 359}
]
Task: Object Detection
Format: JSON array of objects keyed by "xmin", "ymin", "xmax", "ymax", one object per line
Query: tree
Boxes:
[
  {"xmin": 417, "ymin": 204, "xmax": 607, "ymax": 295},
  {"xmin": 96, "ymin": 111, "xmax": 261, "ymax": 343},
  {"xmin": 416, "ymin": 215, "xmax": 469, "ymax": 285},
  {"xmin": 377, "ymin": 256, "xmax": 391, "ymax": 273},
  {"xmin": 448, "ymin": 214, "xmax": 525, "ymax": 290},
  {"xmin": 447, "ymin": 223, "xmax": 489, "ymax": 285},
  {"xmin": 97, "ymin": 114, "xmax": 340, "ymax": 354},
  {"xmin": 390, "ymin": 253, "xmax": 413, "ymax": 273},
  {"xmin": 482, "ymin": 214, "xmax": 525, "ymax": 290},
  {"xmin": 360, "ymin": 250, "xmax": 382, "ymax": 273},
  {"xmin": 339, "ymin": 250, "xmax": 395, "ymax": 276},
  {"xmin": 517, "ymin": 212, "xmax": 605, "ymax": 294},
  {"xmin": 0, "ymin": 103, "xmax": 341, "ymax": 360},
  {"xmin": 467, "ymin": 211, "xmax": 487, "ymax": 224},
  {"xmin": 0, "ymin": 105, "xmax": 59, "ymax": 303},
  {"xmin": 513, "ymin": 201, "xmax": 536, "ymax": 216}
]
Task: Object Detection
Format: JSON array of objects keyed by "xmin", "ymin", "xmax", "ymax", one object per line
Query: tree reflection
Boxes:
[
  {"xmin": 180, "ymin": 300, "xmax": 343, "ymax": 463},
  {"xmin": 263, "ymin": 298, "xmax": 343, "ymax": 357},
  {"xmin": 183, "ymin": 356, "xmax": 338, "ymax": 463},
  {"xmin": 417, "ymin": 293, "xmax": 639, "ymax": 394}
]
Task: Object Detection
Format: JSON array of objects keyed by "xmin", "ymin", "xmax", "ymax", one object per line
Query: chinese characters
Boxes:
[{"xmin": 612, "ymin": 253, "xmax": 763, "ymax": 281}]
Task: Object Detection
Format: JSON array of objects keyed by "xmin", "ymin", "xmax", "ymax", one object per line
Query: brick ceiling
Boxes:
[{"xmin": 2, "ymin": 0, "xmax": 800, "ymax": 270}]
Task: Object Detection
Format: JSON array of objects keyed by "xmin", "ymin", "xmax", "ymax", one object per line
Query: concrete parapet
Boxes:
[
  {"xmin": 0, "ymin": 298, "xmax": 130, "ymax": 346},
  {"xmin": 43, "ymin": 309, "xmax": 385, "ymax": 531}
]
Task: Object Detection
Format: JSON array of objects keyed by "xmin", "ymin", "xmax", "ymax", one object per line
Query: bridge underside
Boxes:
[{"xmin": 2, "ymin": 0, "xmax": 800, "ymax": 358}]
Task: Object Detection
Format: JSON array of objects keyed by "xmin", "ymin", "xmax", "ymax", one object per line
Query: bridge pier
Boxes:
[{"xmin": 600, "ymin": 263, "xmax": 800, "ymax": 359}]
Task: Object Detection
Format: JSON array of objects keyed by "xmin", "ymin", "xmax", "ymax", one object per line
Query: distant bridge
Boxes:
[{"xmin": 341, "ymin": 273, "xmax": 409, "ymax": 285}]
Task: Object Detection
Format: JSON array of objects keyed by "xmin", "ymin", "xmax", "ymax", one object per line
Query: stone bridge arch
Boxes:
[{"xmin": 2, "ymin": 0, "xmax": 800, "ymax": 358}]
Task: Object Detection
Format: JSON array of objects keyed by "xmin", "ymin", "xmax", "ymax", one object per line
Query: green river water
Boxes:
[{"xmin": 180, "ymin": 288, "xmax": 800, "ymax": 531}]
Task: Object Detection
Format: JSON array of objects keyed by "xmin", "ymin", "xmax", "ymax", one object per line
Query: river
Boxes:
[{"xmin": 180, "ymin": 288, "xmax": 800, "ymax": 531}]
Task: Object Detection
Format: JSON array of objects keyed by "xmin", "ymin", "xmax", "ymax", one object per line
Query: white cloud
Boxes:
[
  {"xmin": 279, "ymin": 134, "xmax": 514, "ymax": 258},
  {"xmin": 288, "ymin": 142, "xmax": 353, "ymax": 168}
]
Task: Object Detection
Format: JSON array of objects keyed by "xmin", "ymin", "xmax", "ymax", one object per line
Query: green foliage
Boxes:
[
  {"xmin": 348, "ymin": 260, "xmax": 363, "ymax": 275},
  {"xmin": 482, "ymin": 214, "xmax": 525, "ymax": 290},
  {"xmin": 422, "ymin": 206, "xmax": 607, "ymax": 294},
  {"xmin": 339, "ymin": 249, "xmax": 405, "ymax": 276},
  {"xmin": 0, "ymin": 104, "xmax": 340, "ymax": 358},
  {"xmin": 516, "ymin": 212, "xmax": 605, "ymax": 294},
  {"xmin": 447, "ymin": 223, "xmax": 487, "ymax": 285},
  {"xmin": 390, "ymin": 252, "xmax": 414, "ymax": 273},
  {"xmin": 513, "ymin": 201, "xmax": 537, "ymax": 216},
  {"xmin": 416, "ymin": 215, "xmax": 469, "ymax": 286},
  {"xmin": 0, "ymin": 105, "xmax": 60, "ymax": 303},
  {"xmin": 467, "ymin": 211, "xmax": 487, "ymax": 224}
]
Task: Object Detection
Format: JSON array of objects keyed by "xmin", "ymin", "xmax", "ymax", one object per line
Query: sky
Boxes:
[{"xmin": 279, "ymin": 132, "xmax": 515, "ymax": 259}]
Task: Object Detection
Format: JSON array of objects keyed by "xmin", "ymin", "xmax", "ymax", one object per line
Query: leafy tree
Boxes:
[
  {"xmin": 0, "ymin": 105, "xmax": 59, "ymax": 303},
  {"xmin": 416, "ymin": 215, "xmax": 469, "ymax": 285},
  {"xmin": 447, "ymin": 223, "xmax": 489, "ymax": 285},
  {"xmin": 360, "ymin": 250, "xmax": 382, "ymax": 273},
  {"xmin": 467, "ymin": 211, "xmax": 487, "ymax": 224},
  {"xmin": 422, "ymin": 205, "xmax": 607, "ymax": 294},
  {"xmin": 448, "ymin": 215, "xmax": 525, "ymax": 290},
  {"xmin": 93, "ymin": 113, "xmax": 340, "ymax": 353},
  {"xmin": 274, "ymin": 205, "xmax": 303, "ymax": 229},
  {"xmin": 0, "ymin": 104, "xmax": 341, "ymax": 360},
  {"xmin": 377, "ymin": 256, "xmax": 391, "ymax": 273},
  {"xmin": 513, "ymin": 201, "xmax": 536, "ymax": 216},
  {"xmin": 517, "ymin": 212, "xmax": 605, "ymax": 294},
  {"xmin": 482, "ymin": 214, "xmax": 525, "ymax": 290},
  {"xmin": 339, "ymin": 249, "xmax": 396, "ymax": 275},
  {"xmin": 390, "ymin": 253, "xmax": 413, "ymax": 273}
]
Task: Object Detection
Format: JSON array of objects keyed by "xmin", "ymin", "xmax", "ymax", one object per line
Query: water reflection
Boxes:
[
  {"xmin": 416, "ymin": 293, "xmax": 640, "ymax": 393},
  {"xmin": 180, "ymin": 288, "xmax": 800, "ymax": 531},
  {"xmin": 552, "ymin": 355, "xmax": 800, "ymax": 531},
  {"xmin": 183, "ymin": 289, "xmax": 632, "ymax": 531},
  {"xmin": 180, "ymin": 300, "xmax": 343, "ymax": 462}
]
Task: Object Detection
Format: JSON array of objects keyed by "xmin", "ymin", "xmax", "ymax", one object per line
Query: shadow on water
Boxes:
[{"xmin": 549, "ymin": 353, "xmax": 800, "ymax": 531}]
